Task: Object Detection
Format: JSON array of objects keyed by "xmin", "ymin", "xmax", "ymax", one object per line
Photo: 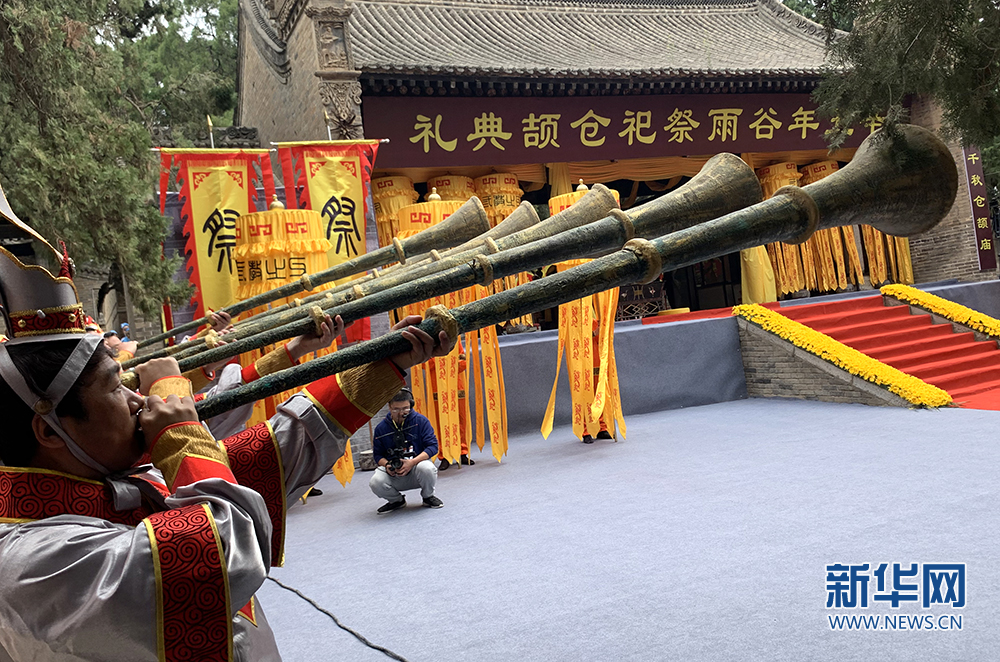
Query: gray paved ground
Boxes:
[{"xmin": 258, "ymin": 398, "xmax": 998, "ymax": 661}]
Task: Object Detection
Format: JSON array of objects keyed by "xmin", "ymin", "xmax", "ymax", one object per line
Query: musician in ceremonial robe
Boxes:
[{"xmin": 0, "ymin": 219, "xmax": 454, "ymax": 660}]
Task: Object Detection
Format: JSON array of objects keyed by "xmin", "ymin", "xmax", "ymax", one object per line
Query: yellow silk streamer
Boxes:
[
  {"xmin": 393, "ymin": 203, "xmax": 507, "ymax": 462},
  {"xmin": 895, "ymin": 237, "xmax": 914, "ymax": 284},
  {"xmin": 758, "ymin": 163, "xmax": 804, "ymax": 296},
  {"xmin": 765, "ymin": 243, "xmax": 787, "ymax": 296},
  {"xmin": 590, "ymin": 289, "xmax": 614, "ymax": 423},
  {"xmin": 467, "ymin": 327, "xmax": 486, "ymax": 452},
  {"xmin": 799, "ymin": 161, "xmax": 863, "ymax": 292},
  {"xmin": 441, "ymin": 290, "xmax": 463, "ymax": 464},
  {"xmin": 861, "ymin": 225, "xmax": 888, "ymax": 286},
  {"xmin": 539, "ymin": 307, "xmax": 567, "ymax": 440},
  {"xmin": 541, "ymin": 188, "xmax": 625, "ymax": 441},
  {"xmin": 332, "ymin": 440, "xmax": 354, "ymax": 485},
  {"xmin": 460, "ymin": 350, "xmax": 473, "ymax": 451},
  {"xmin": 478, "ymin": 316, "xmax": 507, "ymax": 462},
  {"xmin": 578, "ymin": 291, "xmax": 597, "ymax": 437},
  {"xmin": 541, "ymin": 258, "xmax": 625, "ymax": 441}
]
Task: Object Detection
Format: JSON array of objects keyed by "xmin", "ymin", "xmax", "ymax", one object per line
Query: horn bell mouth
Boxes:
[{"xmin": 812, "ymin": 124, "xmax": 958, "ymax": 238}]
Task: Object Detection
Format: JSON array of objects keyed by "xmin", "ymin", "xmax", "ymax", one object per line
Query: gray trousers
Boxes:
[{"xmin": 369, "ymin": 460, "xmax": 437, "ymax": 502}]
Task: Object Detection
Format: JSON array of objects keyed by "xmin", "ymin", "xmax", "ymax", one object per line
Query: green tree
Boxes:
[
  {"xmin": 0, "ymin": 0, "xmax": 194, "ymax": 317},
  {"xmin": 801, "ymin": 0, "xmax": 1000, "ymax": 152},
  {"xmin": 130, "ymin": 0, "xmax": 238, "ymax": 142},
  {"xmin": 0, "ymin": 0, "xmax": 240, "ymax": 318}
]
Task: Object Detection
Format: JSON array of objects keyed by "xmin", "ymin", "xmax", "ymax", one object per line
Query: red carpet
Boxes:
[
  {"xmin": 778, "ymin": 296, "xmax": 1000, "ymax": 410},
  {"xmin": 642, "ymin": 302, "xmax": 781, "ymax": 325}
]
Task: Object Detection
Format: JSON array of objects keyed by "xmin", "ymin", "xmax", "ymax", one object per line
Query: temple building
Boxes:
[{"xmin": 237, "ymin": 0, "xmax": 996, "ymax": 312}]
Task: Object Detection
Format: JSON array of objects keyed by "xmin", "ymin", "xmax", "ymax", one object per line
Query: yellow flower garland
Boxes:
[
  {"xmin": 881, "ymin": 284, "xmax": 1000, "ymax": 338},
  {"xmin": 732, "ymin": 304, "xmax": 953, "ymax": 408}
]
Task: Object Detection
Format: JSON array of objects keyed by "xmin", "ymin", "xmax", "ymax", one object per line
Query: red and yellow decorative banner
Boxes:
[
  {"xmin": 159, "ymin": 149, "xmax": 275, "ymax": 321},
  {"xmin": 276, "ymin": 140, "xmax": 380, "ymax": 343}
]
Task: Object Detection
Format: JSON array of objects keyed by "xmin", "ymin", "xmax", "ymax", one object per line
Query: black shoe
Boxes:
[
  {"xmin": 423, "ymin": 495, "xmax": 444, "ymax": 509},
  {"xmin": 439, "ymin": 459, "xmax": 451, "ymax": 471},
  {"xmin": 582, "ymin": 435, "xmax": 595, "ymax": 444},
  {"xmin": 377, "ymin": 498, "xmax": 406, "ymax": 514},
  {"xmin": 308, "ymin": 488, "xmax": 324, "ymax": 496},
  {"xmin": 596, "ymin": 431, "xmax": 613, "ymax": 440},
  {"xmin": 460, "ymin": 454, "xmax": 475, "ymax": 466}
]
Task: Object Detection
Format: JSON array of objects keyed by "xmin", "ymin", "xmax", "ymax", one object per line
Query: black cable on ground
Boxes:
[{"xmin": 266, "ymin": 576, "xmax": 412, "ymax": 662}]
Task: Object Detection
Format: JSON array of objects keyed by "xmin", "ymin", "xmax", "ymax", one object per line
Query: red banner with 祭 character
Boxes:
[
  {"xmin": 159, "ymin": 149, "xmax": 275, "ymax": 321},
  {"xmin": 276, "ymin": 140, "xmax": 380, "ymax": 342},
  {"xmin": 363, "ymin": 93, "xmax": 870, "ymax": 169}
]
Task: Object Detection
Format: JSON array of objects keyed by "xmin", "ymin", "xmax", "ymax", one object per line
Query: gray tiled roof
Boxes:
[{"xmin": 349, "ymin": 0, "xmax": 832, "ymax": 79}]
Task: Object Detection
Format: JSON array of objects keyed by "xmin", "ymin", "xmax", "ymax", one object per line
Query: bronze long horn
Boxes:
[
  {"xmin": 244, "ymin": 200, "xmax": 541, "ymax": 322},
  {"xmin": 121, "ymin": 201, "xmax": 542, "ymax": 371},
  {"xmin": 195, "ymin": 125, "xmax": 957, "ymax": 419},
  {"xmin": 144, "ymin": 153, "xmax": 759, "ymax": 385},
  {"xmin": 136, "ymin": 195, "xmax": 491, "ymax": 349},
  {"xmin": 121, "ymin": 186, "xmax": 612, "ymax": 372},
  {"xmin": 233, "ymin": 185, "xmax": 610, "ymax": 329}
]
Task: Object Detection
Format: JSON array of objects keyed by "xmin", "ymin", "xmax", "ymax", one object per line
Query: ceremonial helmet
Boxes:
[{"xmin": 0, "ymin": 182, "xmax": 108, "ymax": 473}]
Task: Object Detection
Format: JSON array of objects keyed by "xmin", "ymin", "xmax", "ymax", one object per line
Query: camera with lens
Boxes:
[{"xmin": 385, "ymin": 426, "xmax": 410, "ymax": 472}]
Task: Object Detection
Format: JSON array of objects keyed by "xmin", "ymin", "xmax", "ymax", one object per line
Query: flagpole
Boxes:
[{"xmin": 207, "ymin": 115, "xmax": 215, "ymax": 149}]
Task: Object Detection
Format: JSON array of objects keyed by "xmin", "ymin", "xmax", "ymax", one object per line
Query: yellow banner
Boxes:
[
  {"xmin": 304, "ymin": 154, "xmax": 366, "ymax": 286},
  {"xmin": 187, "ymin": 162, "xmax": 251, "ymax": 313}
]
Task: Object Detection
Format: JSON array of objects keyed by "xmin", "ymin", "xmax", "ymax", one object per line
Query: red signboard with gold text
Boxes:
[
  {"xmin": 363, "ymin": 93, "xmax": 869, "ymax": 169},
  {"xmin": 962, "ymin": 146, "xmax": 997, "ymax": 271}
]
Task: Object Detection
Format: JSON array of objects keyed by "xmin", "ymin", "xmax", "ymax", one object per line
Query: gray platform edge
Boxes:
[{"xmin": 485, "ymin": 279, "xmax": 999, "ymax": 437}]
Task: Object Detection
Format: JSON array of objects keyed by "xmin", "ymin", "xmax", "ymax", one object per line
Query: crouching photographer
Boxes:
[{"xmin": 369, "ymin": 388, "xmax": 442, "ymax": 514}]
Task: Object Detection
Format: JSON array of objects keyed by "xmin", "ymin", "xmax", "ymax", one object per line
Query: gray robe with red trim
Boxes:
[{"xmin": 0, "ymin": 393, "xmax": 348, "ymax": 662}]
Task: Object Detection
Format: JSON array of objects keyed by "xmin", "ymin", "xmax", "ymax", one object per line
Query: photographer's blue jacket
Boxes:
[{"xmin": 372, "ymin": 410, "xmax": 439, "ymax": 464}]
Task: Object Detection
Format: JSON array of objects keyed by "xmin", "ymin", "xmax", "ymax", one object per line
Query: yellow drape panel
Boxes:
[
  {"xmin": 740, "ymin": 246, "xmax": 777, "ymax": 304},
  {"xmin": 396, "ymin": 200, "xmax": 463, "ymax": 237},
  {"xmin": 475, "ymin": 173, "xmax": 531, "ymax": 324},
  {"xmin": 234, "ymin": 209, "xmax": 352, "ymax": 479},
  {"xmin": 372, "ymin": 176, "xmax": 419, "ymax": 248},
  {"xmin": 738, "ymin": 154, "xmax": 777, "ymax": 304},
  {"xmin": 235, "ymin": 209, "xmax": 332, "ymax": 300},
  {"xmin": 475, "ymin": 173, "xmax": 523, "ymax": 228},
  {"xmin": 541, "ymin": 189, "xmax": 626, "ymax": 441},
  {"xmin": 567, "ymin": 156, "xmax": 712, "ymax": 183},
  {"xmin": 547, "ymin": 163, "xmax": 573, "ymax": 197},
  {"xmin": 426, "ymin": 175, "xmax": 476, "ymax": 201},
  {"xmin": 376, "ymin": 149, "xmax": 856, "ymax": 200},
  {"xmin": 758, "ymin": 163, "xmax": 805, "ymax": 296}
]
